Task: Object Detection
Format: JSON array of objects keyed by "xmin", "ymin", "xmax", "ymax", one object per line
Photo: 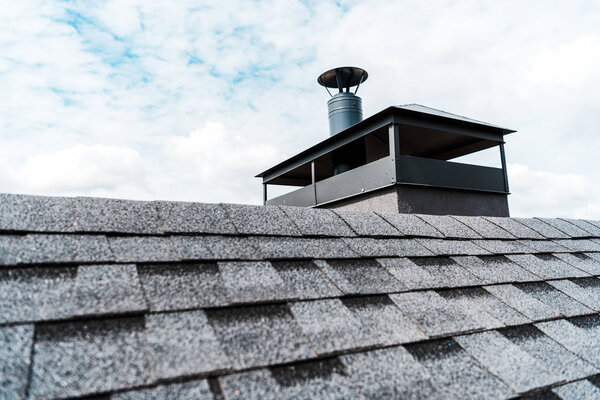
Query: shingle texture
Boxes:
[{"xmin": 2, "ymin": 193, "xmax": 600, "ymax": 399}]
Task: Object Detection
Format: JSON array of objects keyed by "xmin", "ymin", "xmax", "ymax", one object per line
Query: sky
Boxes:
[{"xmin": 1, "ymin": 0, "xmax": 599, "ymax": 218}]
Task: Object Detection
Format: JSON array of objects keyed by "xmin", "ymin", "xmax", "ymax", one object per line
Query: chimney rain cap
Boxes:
[{"xmin": 318, "ymin": 66, "xmax": 368, "ymax": 90}]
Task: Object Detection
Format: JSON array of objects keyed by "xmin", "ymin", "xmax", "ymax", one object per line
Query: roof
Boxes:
[{"xmin": 1, "ymin": 193, "xmax": 600, "ymax": 399}]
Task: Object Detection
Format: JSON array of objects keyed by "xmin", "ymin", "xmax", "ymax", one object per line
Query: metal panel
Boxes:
[
  {"xmin": 265, "ymin": 185, "xmax": 316, "ymax": 207},
  {"xmin": 396, "ymin": 155, "xmax": 507, "ymax": 193},
  {"xmin": 316, "ymin": 156, "xmax": 395, "ymax": 204}
]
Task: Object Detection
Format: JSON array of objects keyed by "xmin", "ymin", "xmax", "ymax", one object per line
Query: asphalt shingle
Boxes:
[
  {"xmin": 109, "ymin": 236, "xmax": 179, "ymax": 263},
  {"xmin": 0, "ymin": 324, "xmax": 34, "ymax": 400},
  {"xmin": 280, "ymin": 206, "xmax": 356, "ymax": 237},
  {"xmin": 271, "ymin": 260, "xmax": 342, "ymax": 300},
  {"xmin": 453, "ymin": 255, "xmax": 538, "ymax": 284},
  {"xmin": 221, "ymin": 203, "xmax": 301, "ymax": 236},
  {"xmin": 560, "ymin": 218, "xmax": 600, "ymax": 237},
  {"xmin": 0, "ymin": 267, "xmax": 75, "ymax": 324},
  {"xmin": 342, "ymin": 296, "xmax": 427, "ymax": 345},
  {"xmin": 453, "ymin": 330, "xmax": 557, "ymax": 393},
  {"xmin": 173, "ymin": 235, "xmax": 259, "ymax": 261},
  {"xmin": 416, "ymin": 214, "xmax": 481, "ymax": 239},
  {"xmin": 416, "ymin": 239, "xmax": 490, "ymax": 256},
  {"xmin": 515, "ymin": 218, "xmax": 570, "ymax": 239},
  {"xmin": 389, "ymin": 291, "xmax": 482, "ymax": 337},
  {"xmin": 554, "ymin": 239, "xmax": 600, "ymax": 252},
  {"xmin": 484, "ymin": 284, "xmax": 561, "ymax": 320},
  {"xmin": 518, "ymin": 281, "xmax": 593, "ymax": 317},
  {"xmin": 137, "ymin": 263, "xmax": 229, "ymax": 311},
  {"xmin": 500, "ymin": 325, "xmax": 597, "ymax": 382},
  {"xmin": 315, "ymin": 259, "xmax": 405, "ymax": 294},
  {"xmin": 207, "ymin": 305, "xmax": 314, "ymax": 369},
  {"xmin": 219, "ymin": 261, "xmax": 295, "ymax": 303},
  {"xmin": 377, "ymin": 212, "xmax": 443, "ymax": 237},
  {"xmin": 472, "ymin": 239, "xmax": 532, "ymax": 254},
  {"xmin": 333, "ymin": 209, "xmax": 401, "ymax": 236},
  {"xmin": 340, "ymin": 346, "xmax": 440, "ymax": 400},
  {"xmin": 249, "ymin": 236, "xmax": 355, "ymax": 259},
  {"xmin": 556, "ymin": 253, "xmax": 600, "ymax": 275},
  {"xmin": 156, "ymin": 201, "xmax": 236, "ymax": 234},
  {"xmin": 536, "ymin": 218, "xmax": 593, "ymax": 238},
  {"xmin": 549, "ymin": 278, "xmax": 600, "ymax": 310},
  {"xmin": 341, "ymin": 237, "xmax": 433, "ymax": 257},
  {"xmin": 483, "ymin": 216, "xmax": 544, "ymax": 239},
  {"xmin": 450, "ymin": 216, "xmax": 515, "ymax": 239},
  {"xmin": 406, "ymin": 338, "xmax": 513, "ymax": 399},
  {"xmin": 518, "ymin": 239, "xmax": 570, "ymax": 253},
  {"xmin": 0, "ymin": 235, "xmax": 23, "ymax": 266},
  {"xmin": 21, "ymin": 234, "xmax": 113, "ymax": 264},
  {"xmin": 219, "ymin": 359, "xmax": 365, "ymax": 400},
  {"xmin": 0, "ymin": 194, "xmax": 76, "ymax": 232},
  {"xmin": 552, "ymin": 379, "xmax": 600, "ymax": 400},
  {"xmin": 29, "ymin": 317, "xmax": 150, "ymax": 399},
  {"xmin": 289, "ymin": 298, "xmax": 375, "ymax": 355},
  {"xmin": 146, "ymin": 310, "xmax": 230, "ymax": 379},
  {"xmin": 113, "ymin": 380, "xmax": 216, "ymax": 400},
  {"xmin": 75, "ymin": 197, "xmax": 162, "ymax": 234},
  {"xmin": 437, "ymin": 289, "xmax": 505, "ymax": 329},
  {"xmin": 72, "ymin": 264, "xmax": 147, "ymax": 317},
  {"xmin": 507, "ymin": 254, "xmax": 589, "ymax": 279}
]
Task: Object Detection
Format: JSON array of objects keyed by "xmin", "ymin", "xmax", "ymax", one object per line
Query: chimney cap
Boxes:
[{"xmin": 318, "ymin": 66, "xmax": 368, "ymax": 89}]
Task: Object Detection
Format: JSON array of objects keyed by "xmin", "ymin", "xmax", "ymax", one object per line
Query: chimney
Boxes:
[{"xmin": 256, "ymin": 68, "xmax": 515, "ymax": 217}]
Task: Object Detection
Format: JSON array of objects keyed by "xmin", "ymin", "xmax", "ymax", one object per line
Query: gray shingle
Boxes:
[
  {"xmin": 518, "ymin": 239, "xmax": 570, "ymax": 253},
  {"xmin": 0, "ymin": 193, "xmax": 76, "ymax": 232},
  {"xmin": 340, "ymin": 346, "xmax": 440, "ymax": 400},
  {"xmin": 515, "ymin": 218, "xmax": 570, "ymax": 239},
  {"xmin": 271, "ymin": 260, "xmax": 342, "ymax": 300},
  {"xmin": 377, "ymin": 212, "xmax": 443, "ymax": 237},
  {"xmin": 507, "ymin": 254, "xmax": 589, "ymax": 279},
  {"xmin": 72, "ymin": 264, "xmax": 146, "ymax": 317},
  {"xmin": 220, "ymin": 203, "xmax": 301, "ymax": 236},
  {"xmin": 406, "ymin": 338, "xmax": 513, "ymax": 399},
  {"xmin": 74, "ymin": 197, "xmax": 162, "ymax": 234},
  {"xmin": 416, "ymin": 214, "xmax": 481, "ymax": 239},
  {"xmin": 549, "ymin": 278, "xmax": 600, "ymax": 310},
  {"xmin": 472, "ymin": 239, "xmax": 532, "ymax": 254},
  {"xmin": 342, "ymin": 296, "xmax": 427, "ymax": 345},
  {"xmin": 219, "ymin": 359, "xmax": 365, "ymax": 400},
  {"xmin": 333, "ymin": 209, "xmax": 400, "ymax": 236},
  {"xmin": 483, "ymin": 216, "xmax": 545, "ymax": 239},
  {"xmin": 172, "ymin": 235, "xmax": 259, "ymax": 261},
  {"xmin": 587, "ymin": 252, "xmax": 600, "ymax": 263},
  {"xmin": 552, "ymin": 380, "xmax": 600, "ymax": 400},
  {"xmin": 113, "ymin": 380, "xmax": 215, "ymax": 400},
  {"xmin": 536, "ymin": 218, "xmax": 593, "ymax": 238},
  {"xmin": 280, "ymin": 206, "xmax": 356, "ymax": 237},
  {"xmin": 585, "ymin": 219, "xmax": 600, "ymax": 230},
  {"xmin": 450, "ymin": 216, "xmax": 515, "ymax": 239},
  {"xmin": 484, "ymin": 284, "xmax": 561, "ymax": 320},
  {"xmin": 29, "ymin": 317, "xmax": 150, "ymax": 399},
  {"xmin": 453, "ymin": 330, "xmax": 557, "ymax": 393},
  {"xmin": 444, "ymin": 287, "xmax": 530, "ymax": 326},
  {"xmin": 416, "ymin": 239, "xmax": 490, "ymax": 256},
  {"xmin": 341, "ymin": 237, "xmax": 433, "ymax": 257},
  {"xmin": 0, "ymin": 325, "xmax": 34, "ymax": 400},
  {"xmin": 453, "ymin": 255, "xmax": 538, "ymax": 284},
  {"xmin": 557, "ymin": 253, "xmax": 600, "ymax": 275},
  {"xmin": 389, "ymin": 291, "xmax": 482, "ymax": 337},
  {"xmin": 518, "ymin": 281, "xmax": 593, "ymax": 317},
  {"xmin": 386, "ymin": 256, "xmax": 482, "ymax": 289},
  {"xmin": 315, "ymin": 259, "xmax": 405, "ymax": 294},
  {"xmin": 156, "ymin": 201, "xmax": 236, "ymax": 234},
  {"xmin": 108, "ymin": 236, "xmax": 179, "ymax": 263},
  {"xmin": 20, "ymin": 234, "xmax": 113, "ymax": 264},
  {"xmin": 219, "ymin": 261, "xmax": 295, "ymax": 303},
  {"xmin": 554, "ymin": 239, "xmax": 600, "ymax": 252},
  {"xmin": 207, "ymin": 305, "xmax": 314, "ymax": 369},
  {"xmin": 249, "ymin": 236, "xmax": 355, "ymax": 259},
  {"xmin": 536, "ymin": 316, "xmax": 600, "ymax": 368},
  {"xmin": 137, "ymin": 263, "xmax": 229, "ymax": 311},
  {"xmin": 437, "ymin": 290, "xmax": 505, "ymax": 329},
  {"xmin": 0, "ymin": 235, "xmax": 23, "ymax": 266},
  {"xmin": 146, "ymin": 310, "xmax": 231, "ymax": 379},
  {"xmin": 289, "ymin": 298, "xmax": 375, "ymax": 355},
  {"xmin": 0, "ymin": 267, "xmax": 75, "ymax": 324},
  {"xmin": 561, "ymin": 218, "xmax": 600, "ymax": 237},
  {"xmin": 500, "ymin": 325, "xmax": 597, "ymax": 382}
]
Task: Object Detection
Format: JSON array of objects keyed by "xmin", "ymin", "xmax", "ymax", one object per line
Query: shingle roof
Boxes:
[{"xmin": 1, "ymin": 193, "xmax": 600, "ymax": 399}]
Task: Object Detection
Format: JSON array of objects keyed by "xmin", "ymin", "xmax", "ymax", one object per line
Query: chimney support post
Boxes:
[
  {"xmin": 499, "ymin": 143, "xmax": 510, "ymax": 193},
  {"xmin": 263, "ymin": 183, "xmax": 268, "ymax": 205}
]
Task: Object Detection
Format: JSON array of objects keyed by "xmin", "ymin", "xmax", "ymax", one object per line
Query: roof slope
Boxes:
[{"xmin": 1, "ymin": 193, "xmax": 600, "ymax": 399}]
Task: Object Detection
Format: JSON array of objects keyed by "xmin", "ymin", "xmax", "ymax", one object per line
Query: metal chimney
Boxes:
[{"xmin": 318, "ymin": 67, "xmax": 368, "ymax": 136}]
